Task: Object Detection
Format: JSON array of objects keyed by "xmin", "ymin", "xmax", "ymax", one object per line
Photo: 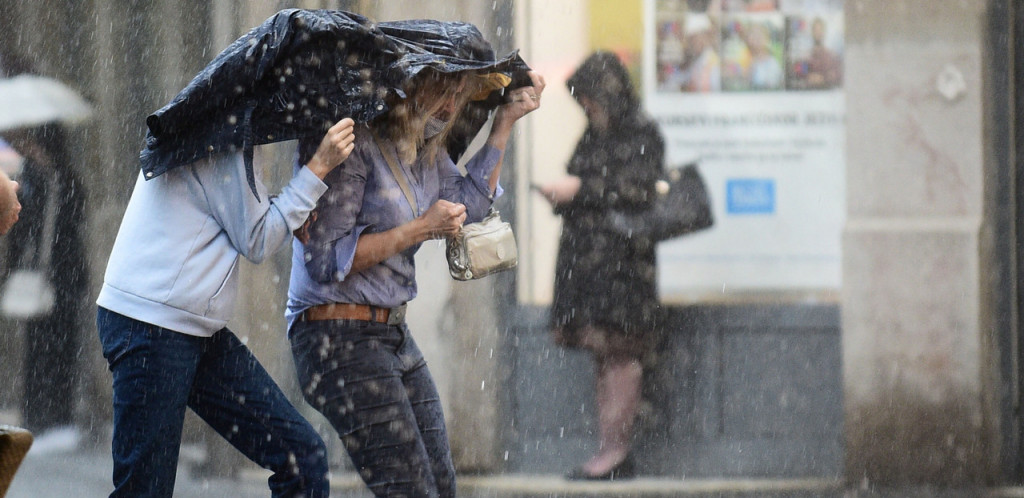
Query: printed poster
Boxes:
[{"xmin": 644, "ymin": 0, "xmax": 846, "ymax": 299}]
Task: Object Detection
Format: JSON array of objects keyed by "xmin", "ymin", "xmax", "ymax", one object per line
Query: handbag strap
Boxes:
[{"xmin": 370, "ymin": 128, "xmax": 419, "ymax": 218}]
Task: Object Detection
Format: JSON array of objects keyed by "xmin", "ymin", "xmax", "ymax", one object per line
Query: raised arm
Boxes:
[
  {"xmin": 348, "ymin": 199, "xmax": 466, "ymax": 274},
  {"xmin": 482, "ymin": 71, "xmax": 546, "ymax": 192},
  {"xmin": 204, "ymin": 119, "xmax": 354, "ymax": 263}
]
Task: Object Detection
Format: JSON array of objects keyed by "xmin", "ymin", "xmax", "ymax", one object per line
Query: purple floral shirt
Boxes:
[{"xmin": 286, "ymin": 125, "xmax": 502, "ymax": 330}]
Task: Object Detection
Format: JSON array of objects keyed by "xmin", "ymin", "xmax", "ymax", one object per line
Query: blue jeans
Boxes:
[
  {"xmin": 97, "ymin": 307, "xmax": 329, "ymax": 498},
  {"xmin": 290, "ymin": 319, "xmax": 455, "ymax": 498}
]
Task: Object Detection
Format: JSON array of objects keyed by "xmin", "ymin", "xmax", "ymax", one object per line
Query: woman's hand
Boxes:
[
  {"xmin": 416, "ymin": 200, "xmax": 467, "ymax": 240},
  {"xmin": 537, "ymin": 175, "xmax": 581, "ymax": 206},
  {"xmin": 307, "ymin": 118, "xmax": 356, "ymax": 179},
  {"xmin": 486, "ymin": 71, "xmax": 546, "ymax": 154},
  {"xmin": 493, "ymin": 71, "xmax": 546, "ymax": 131}
]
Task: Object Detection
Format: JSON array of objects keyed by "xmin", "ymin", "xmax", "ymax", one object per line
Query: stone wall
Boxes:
[{"xmin": 841, "ymin": 0, "xmax": 1000, "ymax": 485}]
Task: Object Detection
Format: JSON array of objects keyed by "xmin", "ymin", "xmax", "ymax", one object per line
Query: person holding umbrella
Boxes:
[
  {"xmin": 2, "ymin": 124, "xmax": 89, "ymax": 450},
  {"xmin": 0, "ymin": 54, "xmax": 93, "ymax": 451},
  {"xmin": 284, "ymin": 20, "xmax": 543, "ymax": 498}
]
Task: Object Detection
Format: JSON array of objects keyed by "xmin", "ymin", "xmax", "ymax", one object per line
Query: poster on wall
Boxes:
[{"xmin": 644, "ymin": 0, "xmax": 846, "ymax": 299}]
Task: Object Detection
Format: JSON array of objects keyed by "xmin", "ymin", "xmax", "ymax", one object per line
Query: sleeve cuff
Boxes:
[
  {"xmin": 296, "ymin": 166, "xmax": 329, "ymax": 198},
  {"xmin": 464, "ymin": 144, "xmax": 503, "ymax": 200},
  {"xmin": 331, "ymin": 223, "xmax": 371, "ymax": 281}
]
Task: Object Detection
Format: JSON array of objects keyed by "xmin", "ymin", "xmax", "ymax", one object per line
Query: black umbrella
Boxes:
[{"xmin": 140, "ymin": 9, "xmax": 531, "ymax": 199}]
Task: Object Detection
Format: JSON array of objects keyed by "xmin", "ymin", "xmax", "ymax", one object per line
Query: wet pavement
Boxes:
[{"xmin": 6, "ymin": 439, "xmax": 1024, "ymax": 497}]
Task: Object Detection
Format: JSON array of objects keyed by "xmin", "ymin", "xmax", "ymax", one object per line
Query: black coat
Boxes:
[
  {"xmin": 5, "ymin": 159, "xmax": 89, "ymax": 311},
  {"xmin": 5, "ymin": 155, "xmax": 89, "ymax": 430},
  {"xmin": 549, "ymin": 117, "xmax": 664, "ymax": 345},
  {"xmin": 140, "ymin": 9, "xmax": 530, "ymax": 198},
  {"xmin": 550, "ymin": 53, "xmax": 664, "ymax": 355}
]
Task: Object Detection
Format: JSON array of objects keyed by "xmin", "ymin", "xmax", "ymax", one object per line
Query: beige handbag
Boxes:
[
  {"xmin": 445, "ymin": 208, "xmax": 518, "ymax": 281},
  {"xmin": 372, "ymin": 131, "xmax": 517, "ymax": 281}
]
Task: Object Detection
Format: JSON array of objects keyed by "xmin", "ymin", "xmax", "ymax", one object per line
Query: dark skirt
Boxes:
[{"xmin": 549, "ymin": 223, "xmax": 659, "ymax": 359}]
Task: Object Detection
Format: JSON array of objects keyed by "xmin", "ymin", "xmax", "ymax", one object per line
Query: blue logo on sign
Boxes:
[{"xmin": 726, "ymin": 179, "xmax": 775, "ymax": 214}]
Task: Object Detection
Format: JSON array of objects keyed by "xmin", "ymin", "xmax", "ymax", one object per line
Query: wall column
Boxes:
[{"xmin": 841, "ymin": 0, "xmax": 1000, "ymax": 485}]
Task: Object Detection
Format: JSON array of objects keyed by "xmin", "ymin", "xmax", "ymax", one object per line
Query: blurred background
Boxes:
[{"xmin": 0, "ymin": 0, "xmax": 1020, "ymax": 495}]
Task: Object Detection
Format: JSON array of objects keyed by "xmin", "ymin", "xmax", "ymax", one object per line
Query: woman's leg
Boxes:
[
  {"xmin": 291, "ymin": 320, "xmax": 443, "ymax": 497},
  {"xmin": 399, "ymin": 330, "xmax": 456, "ymax": 497},
  {"xmin": 579, "ymin": 326, "xmax": 643, "ymax": 475},
  {"xmin": 587, "ymin": 354, "xmax": 643, "ymax": 473},
  {"xmin": 97, "ymin": 307, "xmax": 200, "ymax": 498},
  {"xmin": 187, "ymin": 329, "xmax": 329, "ymax": 498}
]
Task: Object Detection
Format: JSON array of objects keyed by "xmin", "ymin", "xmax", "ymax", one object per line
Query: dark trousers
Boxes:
[
  {"xmin": 290, "ymin": 319, "xmax": 456, "ymax": 498},
  {"xmin": 97, "ymin": 307, "xmax": 329, "ymax": 498},
  {"xmin": 22, "ymin": 311, "xmax": 77, "ymax": 432}
]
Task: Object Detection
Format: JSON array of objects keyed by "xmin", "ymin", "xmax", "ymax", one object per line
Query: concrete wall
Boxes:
[
  {"xmin": 842, "ymin": 0, "xmax": 999, "ymax": 485},
  {"xmin": 513, "ymin": 1, "xmax": 590, "ymax": 306}
]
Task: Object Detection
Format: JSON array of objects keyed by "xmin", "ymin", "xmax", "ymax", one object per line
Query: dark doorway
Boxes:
[{"xmin": 998, "ymin": 0, "xmax": 1024, "ymax": 483}]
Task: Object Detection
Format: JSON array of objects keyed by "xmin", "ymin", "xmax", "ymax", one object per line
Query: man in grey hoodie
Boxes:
[{"xmin": 95, "ymin": 118, "xmax": 355, "ymax": 498}]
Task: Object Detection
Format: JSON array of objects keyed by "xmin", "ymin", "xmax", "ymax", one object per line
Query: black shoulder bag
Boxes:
[{"xmin": 606, "ymin": 163, "xmax": 714, "ymax": 242}]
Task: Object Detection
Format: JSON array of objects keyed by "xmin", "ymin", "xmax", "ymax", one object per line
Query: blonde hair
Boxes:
[{"xmin": 373, "ymin": 70, "xmax": 489, "ymax": 164}]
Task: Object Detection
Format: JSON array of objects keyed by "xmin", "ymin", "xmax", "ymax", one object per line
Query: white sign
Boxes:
[{"xmin": 643, "ymin": 0, "xmax": 846, "ymax": 299}]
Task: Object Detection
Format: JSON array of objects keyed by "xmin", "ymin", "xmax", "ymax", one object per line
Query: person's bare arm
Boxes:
[
  {"xmin": 483, "ymin": 71, "xmax": 546, "ymax": 192},
  {"xmin": 305, "ymin": 118, "xmax": 356, "ymax": 179},
  {"xmin": 0, "ymin": 170, "xmax": 21, "ymax": 235},
  {"xmin": 349, "ymin": 199, "xmax": 466, "ymax": 274}
]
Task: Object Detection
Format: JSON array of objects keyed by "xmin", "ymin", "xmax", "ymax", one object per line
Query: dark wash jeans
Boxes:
[
  {"xmin": 290, "ymin": 318, "xmax": 456, "ymax": 498},
  {"xmin": 97, "ymin": 307, "xmax": 329, "ymax": 498}
]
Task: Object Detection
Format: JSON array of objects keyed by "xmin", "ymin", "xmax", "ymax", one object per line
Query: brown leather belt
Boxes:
[{"xmin": 300, "ymin": 303, "xmax": 407, "ymax": 325}]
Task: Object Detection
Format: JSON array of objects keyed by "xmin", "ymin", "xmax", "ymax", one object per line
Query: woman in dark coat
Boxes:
[{"xmin": 537, "ymin": 51, "xmax": 664, "ymax": 480}]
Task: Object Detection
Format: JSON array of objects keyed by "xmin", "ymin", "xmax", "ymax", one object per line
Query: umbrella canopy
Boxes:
[
  {"xmin": 140, "ymin": 9, "xmax": 531, "ymax": 198},
  {"xmin": 0, "ymin": 75, "xmax": 93, "ymax": 132}
]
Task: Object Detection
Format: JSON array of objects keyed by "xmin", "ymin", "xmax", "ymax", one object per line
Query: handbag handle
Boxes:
[{"xmin": 370, "ymin": 128, "xmax": 419, "ymax": 218}]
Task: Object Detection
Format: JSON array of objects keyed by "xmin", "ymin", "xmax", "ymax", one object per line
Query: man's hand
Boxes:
[{"xmin": 307, "ymin": 118, "xmax": 356, "ymax": 179}]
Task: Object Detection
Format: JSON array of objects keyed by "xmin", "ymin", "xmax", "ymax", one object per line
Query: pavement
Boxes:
[{"xmin": 7, "ymin": 441, "xmax": 1024, "ymax": 497}]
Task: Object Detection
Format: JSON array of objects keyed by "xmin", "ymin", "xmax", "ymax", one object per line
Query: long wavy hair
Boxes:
[{"xmin": 372, "ymin": 69, "xmax": 488, "ymax": 165}]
